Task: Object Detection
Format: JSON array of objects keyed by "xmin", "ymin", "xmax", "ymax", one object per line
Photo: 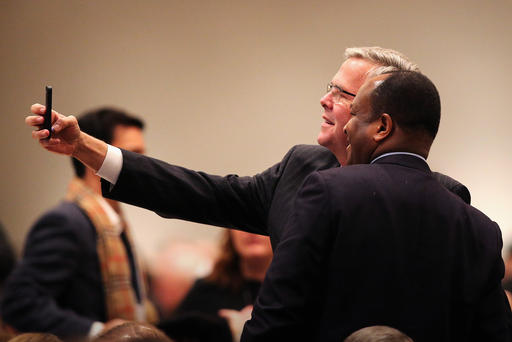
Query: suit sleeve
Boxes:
[
  {"xmin": 241, "ymin": 172, "xmax": 334, "ymax": 341},
  {"xmin": 101, "ymin": 147, "xmax": 298, "ymax": 235},
  {"xmin": 1, "ymin": 212, "xmax": 94, "ymax": 336}
]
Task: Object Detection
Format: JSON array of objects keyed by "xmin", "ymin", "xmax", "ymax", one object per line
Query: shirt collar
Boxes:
[
  {"xmin": 370, "ymin": 152, "xmax": 426, "ymax": 164},
  {"xmin": 96, "ymin": 195, "xmax": 123, "ymax": 234}
]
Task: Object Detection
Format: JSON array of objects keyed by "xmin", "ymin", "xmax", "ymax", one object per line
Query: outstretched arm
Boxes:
[{"xmin": 100, "ymin": 147, "xmax": 298, "ymax": 236}]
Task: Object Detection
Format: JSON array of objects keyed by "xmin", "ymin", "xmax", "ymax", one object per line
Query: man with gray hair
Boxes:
[
  {"xmin": 25, "ymin": 47, "xmax": 470, "ymax": 253},
  {"xmin": 240, "ymin": 71, "xmax": 511, "ymax": 341}
]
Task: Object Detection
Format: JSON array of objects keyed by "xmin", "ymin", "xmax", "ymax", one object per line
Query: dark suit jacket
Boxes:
[
  {"xmin": 101, "ymin": 145, "xmax": 470, "ymax": 250},
  {"xmin": 1, "ymin": 201, "xmax": 105, "ymax": 337},
  {"xmin": 241, "ymin": 154, "xmax": 511, "ymax": 342}
]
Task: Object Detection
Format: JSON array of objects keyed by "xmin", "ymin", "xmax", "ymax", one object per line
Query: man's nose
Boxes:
[{"xmin": 320, "ymin": 93, "xmax": 333, "ymax": 110}]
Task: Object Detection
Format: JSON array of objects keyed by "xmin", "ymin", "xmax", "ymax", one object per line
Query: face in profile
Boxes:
[
  {"xmin": 318, "ymin": 57, "xmax": 377, "ymax": 163},
  {"xmin": 343, "ymin": 75, "xmax": 388, "ymax": 165},
  {"xmin": 230, "ymin": 230, "xmax": 272, "ymax": 261}
]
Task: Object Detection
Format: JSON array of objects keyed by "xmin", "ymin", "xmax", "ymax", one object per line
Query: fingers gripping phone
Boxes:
[{"xmin": 43, "ymin": 86, "xmax": 52, "ymax": 139}]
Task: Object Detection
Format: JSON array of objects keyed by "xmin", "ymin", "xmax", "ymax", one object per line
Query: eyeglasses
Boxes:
[{"xmin": 326, "ymin": 83, "xmax": 357, "ymax": 103}]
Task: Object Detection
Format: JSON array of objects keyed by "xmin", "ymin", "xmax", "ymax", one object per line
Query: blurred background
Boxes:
[{"xmin": 1, "ymin": 0, "xmax": 511, "ymax": 263}]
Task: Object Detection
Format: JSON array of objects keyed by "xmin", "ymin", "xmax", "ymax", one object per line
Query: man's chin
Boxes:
[{"xmin": 317, "ymin": 133, "xmax": 329, "ymax": 147}]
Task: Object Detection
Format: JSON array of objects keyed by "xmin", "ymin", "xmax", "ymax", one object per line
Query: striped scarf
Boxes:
[{"xmin": 66, "ymin": 178, "xmax": 158, "ymax": 323}]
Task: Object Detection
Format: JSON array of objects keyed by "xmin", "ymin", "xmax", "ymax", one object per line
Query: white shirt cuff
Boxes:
[
  {"xmin": 88, "ymin": 321, "xmax": 105, "ymax": 338},
  {"xmin": 96, "ymin": 144, "xmax": 123, "ymax": 185}
]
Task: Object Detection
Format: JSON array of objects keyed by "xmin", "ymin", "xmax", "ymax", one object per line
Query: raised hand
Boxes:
[
  {"xmin": 25, "ymin": 103, "xmax": 108, "ymax": 172},
  {"xmin": 26, "ymin": 103, "xmax": 81, "ymax": 156}
]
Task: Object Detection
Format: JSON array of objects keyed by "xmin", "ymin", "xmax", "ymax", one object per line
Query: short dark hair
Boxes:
[
  {"xmin": 71, "ymin": 107, "xmax": 144, "ymax": 178},
  {"xmin": 370, "ymin": 71, "xmax": 440, "ymax": 139}
]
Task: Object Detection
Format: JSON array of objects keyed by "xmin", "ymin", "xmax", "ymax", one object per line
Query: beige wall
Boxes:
[{"xmin": 1, "ymin": 0, "xmax": 511, "ymax": 261}]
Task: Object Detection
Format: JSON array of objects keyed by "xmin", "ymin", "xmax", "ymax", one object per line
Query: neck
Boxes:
[
  {"xmin": 335, "ymin": 154, "xmax": 346, "ymax": 166},
  {"xmin": 371, "ymin": 132, "xmax": 432, "ymax": 162},
  {"xmin": 82, "ymin": 171, "xmax": 101, "ymax": 195},
  {"xmin": 331, "ymin": 148, "xmax": 347, "ymax": 166},
  {"xmin": 372, "ymin": 146, "xmax": 429, "ymax": 162},
  {"xmin": 82, "ymin": 171, "xmax": 121, "ymax": 214},
  {"xmin": 239, "ymin": 256, "xmax": 272, "ymax": 282}
]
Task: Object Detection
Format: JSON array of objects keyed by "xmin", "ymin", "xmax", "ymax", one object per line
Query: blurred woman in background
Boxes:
[
  {"xmin": 176, "ymin": 229, "xmax": 272, "ymax": 315},
  {"xmin": 158, "ymin": 230, "xmax": 272, "ymax": 342}
]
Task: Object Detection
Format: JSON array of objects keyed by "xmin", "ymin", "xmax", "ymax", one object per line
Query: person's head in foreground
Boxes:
[
  {"xmin": 344, "ymin": 325, "xmax": 413, "ymax": 342},
  {"xmin": 93, "ymin": 322, "xmax": 173, "ymax": 342},
  {"xmin": 8, "ymin": 333, "xmax": 62, "ymax": 342}
]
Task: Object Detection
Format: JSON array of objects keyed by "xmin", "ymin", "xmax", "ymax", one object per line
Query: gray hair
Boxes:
[
  {"xmin": 344, "ymin": 325, "xmax": 414, "ymax": 342},
  {"xmin": 345, "ymin": 46, "xmax": 420, "ymax": 78}
]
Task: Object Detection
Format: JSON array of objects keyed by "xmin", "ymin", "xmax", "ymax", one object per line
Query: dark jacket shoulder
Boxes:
[{"xmin": 1, "ymin": 201, "xmax": 102, "ymax": 336}]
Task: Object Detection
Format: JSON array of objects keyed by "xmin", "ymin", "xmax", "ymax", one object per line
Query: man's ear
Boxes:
[{"xmin": 373, "ymin": 113, "xmax": 393, "ymax": 142}]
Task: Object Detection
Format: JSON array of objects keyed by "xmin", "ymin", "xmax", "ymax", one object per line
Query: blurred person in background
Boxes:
[
  {"xmin": 2, "ymin": 108, "xmax": 157, "ymax": 340},
  {"xmin": 150, "ymin": 239, "xmax": 217, "ymax": 318},
  {"xmin": 0, "ymin": 221, "xmax": 16, "ymax": 334},
  {"xmin": 502, "ymin": 244, "xmax": 512, "ymax": 306},
  {"xmin": 176, "ymin": 230, "xmax": 272, "ymax": 315},
  {"xmin": 0, "ymin": 221, "xmax": 16, "ymax": 297},
  {"xmin": 159, "ymin": 230, "xmax": 272, "ymax": 342}
]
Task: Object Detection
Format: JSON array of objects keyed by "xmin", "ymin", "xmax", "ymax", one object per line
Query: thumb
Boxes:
[{"xmin": 52, "ymin": 114, "xmax": 77, "ymax": 134}]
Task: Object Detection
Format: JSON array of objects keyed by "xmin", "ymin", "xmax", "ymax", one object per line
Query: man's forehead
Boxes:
[{"xmin": 333, "ymin": 58, "xmax": 379, "ymax": 92}]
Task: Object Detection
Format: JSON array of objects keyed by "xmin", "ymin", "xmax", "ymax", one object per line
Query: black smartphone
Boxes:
[{"xmin": 43, "ymin": 86, "xmax": 52, "ymax": 139}]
